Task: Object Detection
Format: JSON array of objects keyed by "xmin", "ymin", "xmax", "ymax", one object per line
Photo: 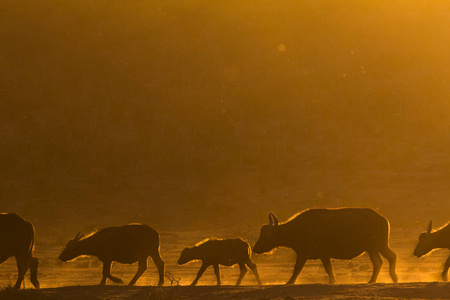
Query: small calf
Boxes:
[{"xmin": 177, "ymin": 238, "xmax": 262, "ymax": 286}]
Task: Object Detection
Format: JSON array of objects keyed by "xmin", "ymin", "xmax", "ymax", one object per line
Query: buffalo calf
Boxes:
[
  {"xmin": 414, "ymin": 221, "xmax": 450, "ymax": 281},
  {"xmin": 59, "ymin": 224, "xmax": 164, "ymax": 286},
  {"xmin": 0, "ymin": 213, "xmax": 40, "ymax": 289},
  {"xmin": 253, "ymin": 208, "xmax": 398, "ymax": 285},
  {"xmin": 178, "ymin": 238, "xmax": 262, "ymax": 286}
]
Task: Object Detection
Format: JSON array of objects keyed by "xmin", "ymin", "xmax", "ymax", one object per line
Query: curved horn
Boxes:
[
  {"xmin": 427, "ymin": 220, "xmax": 433, "ymax": 233},
  {"xmin": 269, "ymin": 212, "xmax": 279, "ymax": 226},
  {"xmin": 74, "ymin": 232, "xmax": 82, "ymax": 241}
]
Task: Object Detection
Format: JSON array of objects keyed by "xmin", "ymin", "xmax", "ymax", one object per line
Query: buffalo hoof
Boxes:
[
  {"xmin": 31, "ymin": 279, "xmax": 40, "ymax": 289},
  {"xmin": 329, "ymin": 279, "xmax": 336, "ymax": 284},
  {"xmin": 285, "ymin": 280, "xmax": 296, "ymax": 285},
  {"xmin": 442, "ymin": 273, "xmax": 448, "ymax": 282},
  {"xmin": 392, "ymin": 274, "xmax": 399, "ymax": 283},
  {"xmin": 111, "ymin": 278, "xmax": 123, "ymax": 284}
]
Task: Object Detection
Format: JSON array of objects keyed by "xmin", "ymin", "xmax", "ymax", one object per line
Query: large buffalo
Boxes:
[
  {"xmin": 253, "ymin": 208, "xmax": 398, "ymax": 284},
  {"xmin": 414, "ymin": 221, "xmax": 450, "ymax": 281},
  {"xmin": 0, "ymin": 213, "xmax": 40, "ymax": 289},
  {"xmin": 59, "ymin": 224, "xmax": 164, "ymax": 286}
]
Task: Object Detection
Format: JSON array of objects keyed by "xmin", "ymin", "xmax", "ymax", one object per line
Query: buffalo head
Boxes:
[
  {"xmin": 414, "ymin": 220, "xmax": 434, "ymax": 257},
  {"xmin": 177, "ymin": 247, "xmax": 195, "ymax": 265},
  {"xmin": 59, "ymin": 232, "xmax": 84, "ymax": 262},
  {"xmin": 253, "ymin": 213, "xmax": 280, "ymax": 254}
]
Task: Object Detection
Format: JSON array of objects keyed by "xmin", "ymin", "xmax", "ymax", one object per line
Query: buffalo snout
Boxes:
[
  {"xmin": 413, "ymin": 249, "xmax": 424, "ymax": 258},
  {"xmin": 252, "ymin": 245, "xmax": 263, "ymax": 255},
  {"xmin": 58, "ymin": 255, "xmax": 67, "ymax": 262}
]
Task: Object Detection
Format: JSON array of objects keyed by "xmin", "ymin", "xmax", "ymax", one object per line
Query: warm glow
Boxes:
[{"xmin": 1, "ymin": 0, "xmax": 449, "ymax": 298}]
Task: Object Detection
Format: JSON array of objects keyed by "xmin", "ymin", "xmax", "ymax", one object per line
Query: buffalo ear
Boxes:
[
  {"xmin": 427, "ymin": 220, "xmax": 433, "ymax": 234},
  {"xmin": 269, "ymin": 213, "xmax": 279, "ymax": 226}
]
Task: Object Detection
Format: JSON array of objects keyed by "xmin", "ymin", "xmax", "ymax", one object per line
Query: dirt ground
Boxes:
[{"xmin": 2, "ymin": 283, "xmax": 450, "ymax": 300}]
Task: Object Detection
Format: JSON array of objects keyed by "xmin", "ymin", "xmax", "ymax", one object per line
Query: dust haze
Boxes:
[{"xmin": 1, "ymin": 0, "xmax": 450, "ymax": 290}]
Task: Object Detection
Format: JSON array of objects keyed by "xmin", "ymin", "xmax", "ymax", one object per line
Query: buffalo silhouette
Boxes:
[
  {"xmin": 59, "ymin": 224, "xmax": 164, "ymax": 286},
  {"xmin": 414, "ymin": 220, "xmax": 450, "ymax": 281},
  {"xmin": 0, "ymin": 213, "xmax": 40, "ymax": 289},
  {"xmin": 253, "ymin": 208, "xmax": 398, "ymax": 284},
  {"xmin": 178, "ymin": 238, "xmax": 262, "ymax": 286}
]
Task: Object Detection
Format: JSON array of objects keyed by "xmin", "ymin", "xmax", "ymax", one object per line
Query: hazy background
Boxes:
[{"xmin": 1, "ymin": 0, "xmax": 450, "ymax": 287}]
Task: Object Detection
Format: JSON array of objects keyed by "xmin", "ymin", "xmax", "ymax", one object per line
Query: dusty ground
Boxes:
[
  {"xmin": 1, "ymin": 228, "xmax": 449, "ymax": 288},
  {"xmin": 1, "ymin": 228, "xmax": 450, "ymax": 299},
  {"xmin": 2, "ymin": 283, "xmax": 450, "ymax": 300}
]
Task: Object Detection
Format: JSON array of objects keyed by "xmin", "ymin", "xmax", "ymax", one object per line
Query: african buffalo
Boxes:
[
  {"xmin": 178, "ymin": 238, "xmax": 262, "ymax": 286},
  {"xmin": 59, "ymin": 224, "xmax": 164, "ymax": 286},
  {"xmin": 0, "ymin": 213, "xmax": 40, "ymax": 289},
  {"xmin": 414, "ymin": 220, "xmax": 450, "ymax": 281},
  {"xmin": 253, "ymin": 208, "xmax": 398, "ymax": 284}
]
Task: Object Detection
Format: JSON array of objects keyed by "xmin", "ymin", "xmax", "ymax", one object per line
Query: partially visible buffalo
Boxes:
[
  {"xmin": 178, "ymin": 238, "xmax": 262, "ymax": 286},
  {"xmin": 0, "ymin": 213, "xmax": 40, "ymax": 289},
  {"xmin": 414, "ymin": 220, "xmax": 450, "ymax": 281},
  {"xmin": 253, "ymin": 208, "xmax": 398, "ymax": 284},
  {"xmin": 59, "ymin": 224, "xmax": 164, "ymax": 286}
]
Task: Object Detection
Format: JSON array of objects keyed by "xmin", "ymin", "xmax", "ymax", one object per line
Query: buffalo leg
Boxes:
[
  {"xmin": 286, "ymin": 255, "xmax": 307, "ymax": 285},
  {"xmin": 129, "ymin": 259, "xmax": 147, "ymax": 286},
  {"xmin": 191, "ymin": 263, "xmax": 209, "ymax": 286},
  {"xmin": 246, "ymin": 258, "xmax": 262, "ymax": 285},
  {"xmin": 442, "ymin": 255, "xmax": 450, "ymax": 281},
  {"xmin": 236, "ymin": 262, "xmax": 248, "ymax": 286},
  {"xmin": 14, "ymin": 257, "xmax": 28, "ymax": 289},
  {"xmin": 368, "ymin": 252, "xmax": 383, "ymax": 283},
  {"xmin": 213, "ymin": 264, "xmax": 221, "ymax": 286},
  {"xmin": 101, "ymin": 261, "xmax": 123, "ymax": 285},
  {"xmin": 380, "ymin": 246, "xmax": 398, "ymax": 283},
  {"xmin": 320, "ymin": 258, "xmax": 336, "ymax": 284},
  {"xmin": 151, "ymin": 251, "xmax": 165, "ymax": 286},
  {"xmin": 100, "ymin": 262, "xmax": 108, "ymax": 285},
  {"xmin": 29, "ymin": 257, "xmax": 40, "ymax": 288}
]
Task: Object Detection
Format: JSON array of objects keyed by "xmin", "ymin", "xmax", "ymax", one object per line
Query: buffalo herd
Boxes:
[{"xmin": 1, "ymin": 208, "xmax": 449, "ymax": 288}]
